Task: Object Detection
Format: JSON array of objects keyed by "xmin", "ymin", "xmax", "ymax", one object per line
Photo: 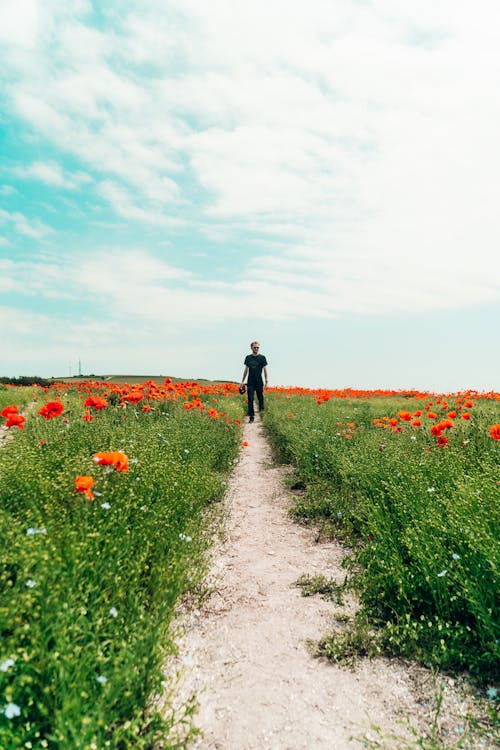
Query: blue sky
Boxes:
[{"xmin": 1, "ymin": 0, "xmax": 499, "ymax": 391}]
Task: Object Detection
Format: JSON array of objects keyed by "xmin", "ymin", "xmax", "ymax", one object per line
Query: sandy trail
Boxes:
[{"xmin": 171, "ymin": 417, "xmax": 488, "ymax": 749}]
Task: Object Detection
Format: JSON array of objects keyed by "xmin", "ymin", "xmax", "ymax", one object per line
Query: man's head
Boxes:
[{"xmin": 250, "ymin": 341, "xmax": 260, "ymax": 353}]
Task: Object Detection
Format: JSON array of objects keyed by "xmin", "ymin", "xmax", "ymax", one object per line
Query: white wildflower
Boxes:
[
  {"xmin": 26, "ymin": 579, "xmax": 36, "ymax": 588},
  {"xmin": 4, "ymin": 702, "xmax": 21, "ymax": 718},
  {"xmin": 100, "ymin": 502, "xmax": 111, "ymax": 510},
  {"xmin": 437, "ymin": 570, "xmax": 448, "ymax": 577},
  {"xmin": 0, "ymin": 658, "xmax": 15, "ymax": 672},
  {"xmin": 96, "ymin": 675, "xmax": 108, "ymax": 684},
  {"xmin": 109, "ymin": 607, "xmax": 118, "ymax": 618},
  {"xmin": 26, "ymin": 527, "xmax": 46, "ymax": 536}
]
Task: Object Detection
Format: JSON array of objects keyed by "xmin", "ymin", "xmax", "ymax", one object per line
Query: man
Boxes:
[{"xmin": 241, "ymin": 341, "xmax": 268, "ymax": 423}]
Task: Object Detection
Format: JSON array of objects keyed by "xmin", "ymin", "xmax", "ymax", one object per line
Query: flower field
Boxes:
[
  {"xmin": 263, "ymin": 387, "xmax": 500, "ymax": 683},
  {"xmin": 0, "ymin": 380, "xmax": 244, "ymax": 749},
  {"xmin": 1, "ymin": 379, "xmax": 499, "ymax": 748}
]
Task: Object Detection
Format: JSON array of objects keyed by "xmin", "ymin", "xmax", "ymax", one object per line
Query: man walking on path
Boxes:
[{"xmin": 241, "ymin": 341, "xmax": 268, "ymax": 423}]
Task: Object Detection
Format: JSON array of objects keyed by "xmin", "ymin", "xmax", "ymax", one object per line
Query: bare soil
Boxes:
[{"xmin": 167, "ymin": 418, "xmax": 493, "ymax": 749}]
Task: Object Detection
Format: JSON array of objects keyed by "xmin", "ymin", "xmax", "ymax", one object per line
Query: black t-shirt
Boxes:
[{"xmin": 244, "ymin": 354, "xmax": 268, "ymax": 385}]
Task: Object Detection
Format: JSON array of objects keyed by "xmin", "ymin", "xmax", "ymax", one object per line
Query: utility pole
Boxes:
[{"xmin": 78, "ymin": 358, "xmax": 82, "ymax": 377}]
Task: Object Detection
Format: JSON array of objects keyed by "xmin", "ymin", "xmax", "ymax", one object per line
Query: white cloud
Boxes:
[
  {"xmin": 2, "ymin": 0, "xmax": 500, "ymax": 319},
  {"xmin": 0, "ymin": 209, "xmax": 52, "ymax": 240},
  {"xmin": 0, "ymin": 0, "xmax": 39, "ymax": 49},
  {"xmin": 97, "ymin": 181, "xmax": 182, "ymax": 225},
  {"xmin": 0, "ymin": 185, "xmax": 19, "ymax": 196},
  {"xmin": 9, "ymin": 161, "xmax": 91, "ymax": 189}
]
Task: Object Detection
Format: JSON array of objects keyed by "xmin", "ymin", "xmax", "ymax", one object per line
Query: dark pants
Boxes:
[{"xmin": 247, "ymin": 383, "xmax": 264, "ymax": 417}]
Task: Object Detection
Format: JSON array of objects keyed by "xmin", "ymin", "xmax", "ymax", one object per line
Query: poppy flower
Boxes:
[
  {"xmin": 5, "ymin": 413, "xmax": 25, "ymax": 429},
  {"xmin": 461, "ymin": 412, "xmax": 471, "ymax": 420},
  {"xmin": 397, "ymin": 411, "xmax": 412, "ymax": 422},
  {"xmin": 431, "ymin": 424, "xmax": 443, "ymax": 436},
  {"xmin": 489, "ymin": 424, "xmax": 500, "ymax": 440},
  {"xmin": 440, "ymin": 419, "xmax": 454, "ymax": 430},
  {"xmin": 1, "ymin": 405, "xmax": 18, "ymax": 418},
  {"xmin": 39, "ymin": 401, "xmax": 64, "ymax": 420},
  {"xmin": 75, "ymin": 475, "xmax": 94, "ymax": 500},
  {"xmin": 412, "ymin": 419, "xmax": 421, "ymax": 427},
  {"xmin": 242, "ymin": 441, "xmax": 249, "ymax": 447},
  {"xmin": 93, "ymin": 451, "xmax": 129, "ymax": 472},
  {"xmin": 84, "ymin": 396, "xmax": 108, "ymax": 411},
  {"xmin": 437, "ymin": 435, "xmax": 448, "ymax": 447},
  {"xmin": 427, "ymin": 412, "xmax": 437, "ymax": 420}
]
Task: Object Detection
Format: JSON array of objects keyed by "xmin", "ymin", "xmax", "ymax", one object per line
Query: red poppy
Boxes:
[
  {"xmin": 242, "ymin": 441, "xmax": 249, "ymax": 447},
  {"xmin": 412, "ymin": 419, "xmax": 421, "ymax": 427},
  {"xmin": 489, "ymin": 424, "xmax": 500, "ymax": 440},
  {"xmin": 75, "ymin": 475, "xmax": 94, "ymax": 500},
  {"xmin": 397, "ymin": 411, "xmax": 412, "ymax": 422},
  {"xmin": 93, "ymin": 451, "xmax": 129, "ymax": 472},
  {"xmin": 39, "ymin": 401, "xmax": 64, "ymax": 420},
  {"xmin": 84, "ymin": 396, "xmax": 108, "ymax": 411},
  {"xmin": 5, "ymin": 413, "xmax": 25, "ymax": 429},
  {"xmin": 437, "ymin": 435, "xmax": 448, "ymax": 447},
  {"xmin": 461, "ymin": 412, "xmax": 471, "ymax": 420},
  {"xmin": 1, "ymin": 405, "xmax": 18, "ymax": 418},
  {"xmin": 427, "ymin": 412, "xmax": 437, "ymax": 419},
  {"xmin": 440, "ymin": 419, "xmax": 454, "ymax": 430}
]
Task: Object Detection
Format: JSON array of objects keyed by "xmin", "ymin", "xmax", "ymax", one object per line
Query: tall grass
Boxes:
[
  {"xmin": 263, "ymin": 392, "xmax": 500, "ymax": 681},
  {"xmin": 0, "ymin": 388, "xmax": 242, "ymax": 748}
]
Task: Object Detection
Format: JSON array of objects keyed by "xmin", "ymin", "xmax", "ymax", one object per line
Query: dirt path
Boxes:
[{"xmin": 171, "ymin": 418, "xmax": 489, "ymax": 749}]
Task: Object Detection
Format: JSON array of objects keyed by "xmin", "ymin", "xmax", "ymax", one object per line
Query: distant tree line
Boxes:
[{"xmin": 0, "ymin": 376, "xmax": 53, "ymax": 387}]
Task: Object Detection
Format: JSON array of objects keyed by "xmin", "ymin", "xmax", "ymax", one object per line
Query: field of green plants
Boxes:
[
  {"xmin": 0, "ymin": 380, "xmax": 243, "ymax": 749},
  {"xmin": 1, "ymin": 380, "xmax": 499, "ymax": 749},
  {"xmin": 263, "ymin": 389, "xmax": 500, "ymax": 684}
]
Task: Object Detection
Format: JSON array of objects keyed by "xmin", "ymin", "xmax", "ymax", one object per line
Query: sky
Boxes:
[{"xmin": 1, "ymin": 0, "xmax": 499, "ymax": 392}]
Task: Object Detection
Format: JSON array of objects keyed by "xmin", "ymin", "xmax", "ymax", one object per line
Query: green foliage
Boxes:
[
  {"xmin": 263, "ymin": 393, "xmax": 500, "ymax": 681},
  {"xmin": 0, "ymin": 386, "xmax": 39, "ymax": 412},
  {"xmin": 294, "ymin": 573, "xmax": 346, "ymax": 604},
  {"xmin": 0, "ymin": 389, "xmax": 243, "ymax": 748}
]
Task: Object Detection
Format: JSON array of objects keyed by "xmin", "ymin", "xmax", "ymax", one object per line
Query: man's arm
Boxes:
[
  {"xmin": 241, "ymin": 366, "xmax": 248, "ymax": 385},
  {"xmin": 263, "ymin": 366, "xmax": 268, "ymax": 389}
]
